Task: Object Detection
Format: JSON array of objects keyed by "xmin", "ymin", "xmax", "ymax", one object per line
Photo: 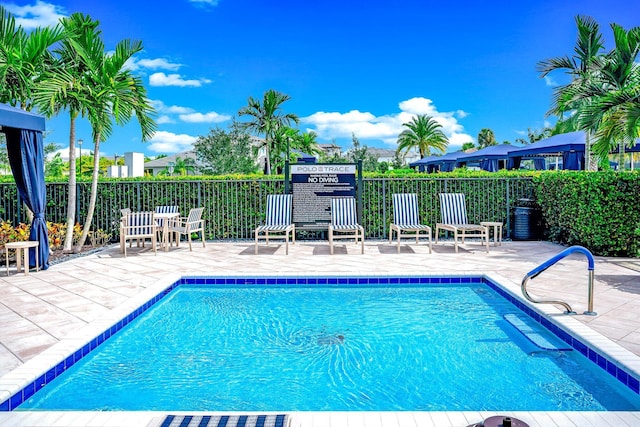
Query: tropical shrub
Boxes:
[
  {"xmin": 534, "ymin": 171, "xmax": 640, "ymax": 256},
  {"xmin": 0, "ymin": 220, "xmax": 111, "ymax": 252}
]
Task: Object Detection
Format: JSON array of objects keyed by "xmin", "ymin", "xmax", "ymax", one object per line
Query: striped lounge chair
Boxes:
[
  {"xmin": 254, "ymin": 194, "xmax": 295, "ymax": 255},
  {"xmin": 435, "ymin": 193, "xmax": 489, "ymax": 253},
  {"xmin": 328, "ymin": 197, "xmax": 364, "ymax": 255},
  {"xmin": 389, "ymin": 193, "xmax": 432, "ymax": 253}
]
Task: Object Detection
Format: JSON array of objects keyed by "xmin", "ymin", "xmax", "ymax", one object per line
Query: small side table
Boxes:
[
  {"xmin": 481, "ymin": 222, "xmax": 503, "ymax": 246},
  {"xmin": 5, "ymin": 241, "xmax": 40, "ymax": 276}
]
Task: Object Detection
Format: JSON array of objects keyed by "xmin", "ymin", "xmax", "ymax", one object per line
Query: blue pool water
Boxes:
[{"xmin": 19, "ymin": 282, "xmax": 640, "ymax": 411}]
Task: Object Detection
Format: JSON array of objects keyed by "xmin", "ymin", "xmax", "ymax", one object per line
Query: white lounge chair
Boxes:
[
  {"xmin": 254, "ymin": 194, "xmax": 295, "ymax": 255},
  {"xmin": 328, "ymin": 197, "xmax": 364, "ymax": 255},
  {"xmin": 389, "ymin": 193, "xmax": 432, "ymax": 253},
  {"xmin": 120, "ymin": 211, "xmax": 158, "ymax": 257},
  {"xmin": 435, "ymin": 193, "xmax": 489, "ymax": 253},
  {"xmin": 167, "ymin": 207, "xmax": 206, "ymax": 251}
]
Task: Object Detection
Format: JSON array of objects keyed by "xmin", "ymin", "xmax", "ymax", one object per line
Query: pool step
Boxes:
[{"xmin": 504, "ymin": 313, "xmax": 573, "ymax": 351}]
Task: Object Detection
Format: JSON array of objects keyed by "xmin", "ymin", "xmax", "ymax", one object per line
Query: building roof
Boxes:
[{"xmin": 144, "ymin": 151, "xmax": 198, "ymax": 168}]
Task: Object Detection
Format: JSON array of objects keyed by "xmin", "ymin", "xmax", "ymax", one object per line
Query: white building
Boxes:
[{"xmin": 107, "ymin": 152, "xmax": 143, "ymax": 178}]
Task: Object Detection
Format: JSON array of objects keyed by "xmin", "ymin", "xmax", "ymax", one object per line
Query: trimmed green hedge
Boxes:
[
  {"xmin": 2, "ymin": 170, "xmax": 639, "ymax": 257},
  {"xmin": 534, "ymin": 171, "xmax": 640, "ymax": 257}
]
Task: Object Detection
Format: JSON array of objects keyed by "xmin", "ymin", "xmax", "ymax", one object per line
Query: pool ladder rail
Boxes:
[{"xmin": 521, "ymin": 245, "xmax": 597, "ymax": 316}]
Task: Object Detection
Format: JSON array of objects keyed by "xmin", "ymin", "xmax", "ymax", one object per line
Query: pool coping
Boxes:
[{"xmin": 1, "ymin": 272, "xmax": 640, "ymax": 415}]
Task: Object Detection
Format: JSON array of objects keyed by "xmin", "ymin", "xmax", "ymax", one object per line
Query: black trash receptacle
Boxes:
[{"xmin": 513, "ymin": 206, "xmax": 536, "ymax": 240}]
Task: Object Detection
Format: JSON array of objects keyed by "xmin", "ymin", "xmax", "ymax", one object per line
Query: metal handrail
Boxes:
[{"xmin": 521, "ymin": 245, "xmax": 597, "ymax": 315}]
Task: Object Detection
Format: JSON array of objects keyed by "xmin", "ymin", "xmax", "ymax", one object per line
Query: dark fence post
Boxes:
[
  {"xmin": 356, "ymin": 160, "xmax": 363, "ymax": 225},
  {"xmin": 284, "ymin": 160, "xmax": 290, "ymax": 194},
  {"xmin": 506, "ymin": 179, "xmax": 511, "ymax": 238}
]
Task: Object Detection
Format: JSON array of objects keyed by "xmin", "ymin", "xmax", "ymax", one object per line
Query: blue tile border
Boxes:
[{"xmin": 2, "ymin": 275, "xmax": 639, "ymax": 411}]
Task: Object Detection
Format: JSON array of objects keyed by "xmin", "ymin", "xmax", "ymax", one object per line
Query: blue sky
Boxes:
[{"xmin": 5, "ymin": 0, "xmax": 640, "ymax": 159}]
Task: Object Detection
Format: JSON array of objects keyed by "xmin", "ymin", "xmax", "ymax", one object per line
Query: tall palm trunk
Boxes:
[
  {"xmin": 63, "ymin": 112, "xmax": 78, "ymax": 252},
  {"xmin": 264, "ymin": 137, "xmax": 272, "ymax": 175},
  {"xmin": 619, "ymin": 141, "xmax": 626, "ymax": 171},
  {"xmin": 585, "ymin": 132, "xmax": 598, "ymax": 171},
  {"xmin": 74, "ymin": 131, "xmax": 100, "ymax": 252}
]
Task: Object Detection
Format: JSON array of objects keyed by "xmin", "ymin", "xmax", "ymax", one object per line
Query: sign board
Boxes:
[{"xmin": 291, "ymin": 164, "xmax": 356, "ymax": 229}]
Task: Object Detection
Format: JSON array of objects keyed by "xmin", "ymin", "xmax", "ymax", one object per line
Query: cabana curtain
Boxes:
[
  {"xmin": 480, "ymin": 159, "xmax": 499, "ymax": 172},
  {"xmin": 3, "ymin": 124, "xmax": 50, "ymax": 270},
  {"xmin": 562, "ymin": 151, "xmax": 584, "ymax": 170}
]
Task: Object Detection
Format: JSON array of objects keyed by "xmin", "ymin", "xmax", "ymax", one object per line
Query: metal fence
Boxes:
[{"xmin": 0, "ymin": 177, "xmax": 534, "ymax": 241}]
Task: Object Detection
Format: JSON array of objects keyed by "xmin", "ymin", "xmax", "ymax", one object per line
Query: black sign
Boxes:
[{"xmin": 291, "ymin": 164, "xmax": 356, "ymax": 229}]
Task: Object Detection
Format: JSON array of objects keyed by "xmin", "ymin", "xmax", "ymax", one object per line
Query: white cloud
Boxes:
[
  {"xmin": 302, "ymin": 110, "xmax": 398, "ymax": 143},
  {"xmin": 151, "ymin": 99, "xmax": 195, "ymax": 115},
  {"xmin": 544, "ymin": 76, "xmax": 557, "ymax": 86},
  {"xmin": 138, "ymin": 58, "xmax": 182, "ymax": 71},
  {"xmin": 179, "ymin": 112, "xmax": 231, "ymax": 123},
  {"xmin": 147, "ymin": 131, "xmax": 198, "ymax": 153},
  {"xmin": 156, "ymin": 115, "xmax": 175, "ymax": 124},
  {"xmin": 448, "ymin": 133, "xmax": 474, "ymax": 146},
  {"xmin": 149, "ymin": 72, "xmax": 211, "ymax": 87},
  {"xmin": 152, "ymin": 99, "xmax": 228, "ymax": 124},
  {"xmin": 166, "ymin": 105, "xmax": 195, "ymax": 114},
  {"xmin": 301, "ymin": 97, "xmax": 473, "ymax": 150},
  {"xmin": 5, "ymin": 1, "xmax": 66, "ymax": 30},
  {"xmin": 189, "ymin": 0, "xmax": 220, "ymax": 6},
  {"xmin": 125, "ymin": 57, "xmax": 183, "ymax": 72}
]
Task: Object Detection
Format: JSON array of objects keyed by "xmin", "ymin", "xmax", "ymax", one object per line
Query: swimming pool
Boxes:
[{"xmin": 5, "ymin": 275, "xmax": 639, "ymax": 412}]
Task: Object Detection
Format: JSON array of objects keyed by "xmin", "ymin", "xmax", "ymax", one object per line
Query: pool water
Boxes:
[{"xmin": 21, "ymin": 284, "xmax": 640, "ymax": 411}]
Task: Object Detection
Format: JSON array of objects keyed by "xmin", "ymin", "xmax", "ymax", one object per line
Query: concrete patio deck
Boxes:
[{"xmin": 1, "ymin": 239, "xmax": 639, "ymax": 426}]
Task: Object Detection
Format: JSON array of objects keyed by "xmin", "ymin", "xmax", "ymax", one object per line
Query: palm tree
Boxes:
[
  {"xmin": 575, "ymin": 23, "xmax": 640, "ymax": 163},
  {"xmin": 539, "ymin": 16, "xmax": 640, "ymax": 169},
  {"xmin": 70, "ymin": 30, "xmax": 156, "ymax": 251},
  {"xmin": 396, "ymin": 114, "xmax": 448, "ymax": 159},
  {"xmin": 0, "ymin": 5, "xmax": 63, "ymax": 243},
  {"xmin": 477, "ymin": 128, "xmax": 497, "ymax": 148},
  {"xmin": 238, "ymin": 89, "xmax": 299, "ymax": 175},
  {"xmin": 33, "ymin": 13, "xmax": 99, "ymax": 252},
  {"xmin": 165, "ymin": 156, "xmax": 196, "ymax": 176},
  {"xmin": 0, "ymin": 6, "xmax": 63, "ymax": 110},
  {"xmin": 297, "ymin": 131, "xmax": 322, "ymax": 158},
  {"xmin": 515, "ymin": 128, "xmax": 552, "ymax": 145},
  {"xmin": 272, "ymin": 126, "xmax": 322, "ymax": 171},
  {"xmin": 461, "ymin": 142, "xmax": 476, "ymax": 151},
  {"xmin": 537, "ymin": 15, "xmax": 605, "ymax": 169}
]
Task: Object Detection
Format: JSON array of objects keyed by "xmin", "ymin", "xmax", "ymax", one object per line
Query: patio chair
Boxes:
[
  {"xmin": 120, "ymin": 211, "xmax": 158, "ymax": 257},
  {"xmin": 328, "ymin": 197, "xmax": 364, "ymax": 255},
  {"xmin": 254, "ymin": 194, "xmax": 295, "ymax": 255},
  {"xmin": 154, "ymin": 205, "xmax": 179, "ymax": 228},
  {"xmin": 120, "ymin": 208, "xmax": 148, "ymax": 249},
  {"xmin": 155, "ymin": 205, "xmax": 180, "ymax": 248},
  {"xmin": 389, "ymin": 193, "xmax": 432, "ymax": 253},
  {"xmin": 435, "ymin": 193, "xmax": 489, "ymax": 253},
  {"xmin": 167, "ymin": 207, "xmax": 206, "ymax": 251}
]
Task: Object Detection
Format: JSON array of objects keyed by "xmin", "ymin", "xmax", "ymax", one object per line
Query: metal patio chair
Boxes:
[{"xmin": 120, "ymin": 211, "xmax": 158, "ymax": 257}]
